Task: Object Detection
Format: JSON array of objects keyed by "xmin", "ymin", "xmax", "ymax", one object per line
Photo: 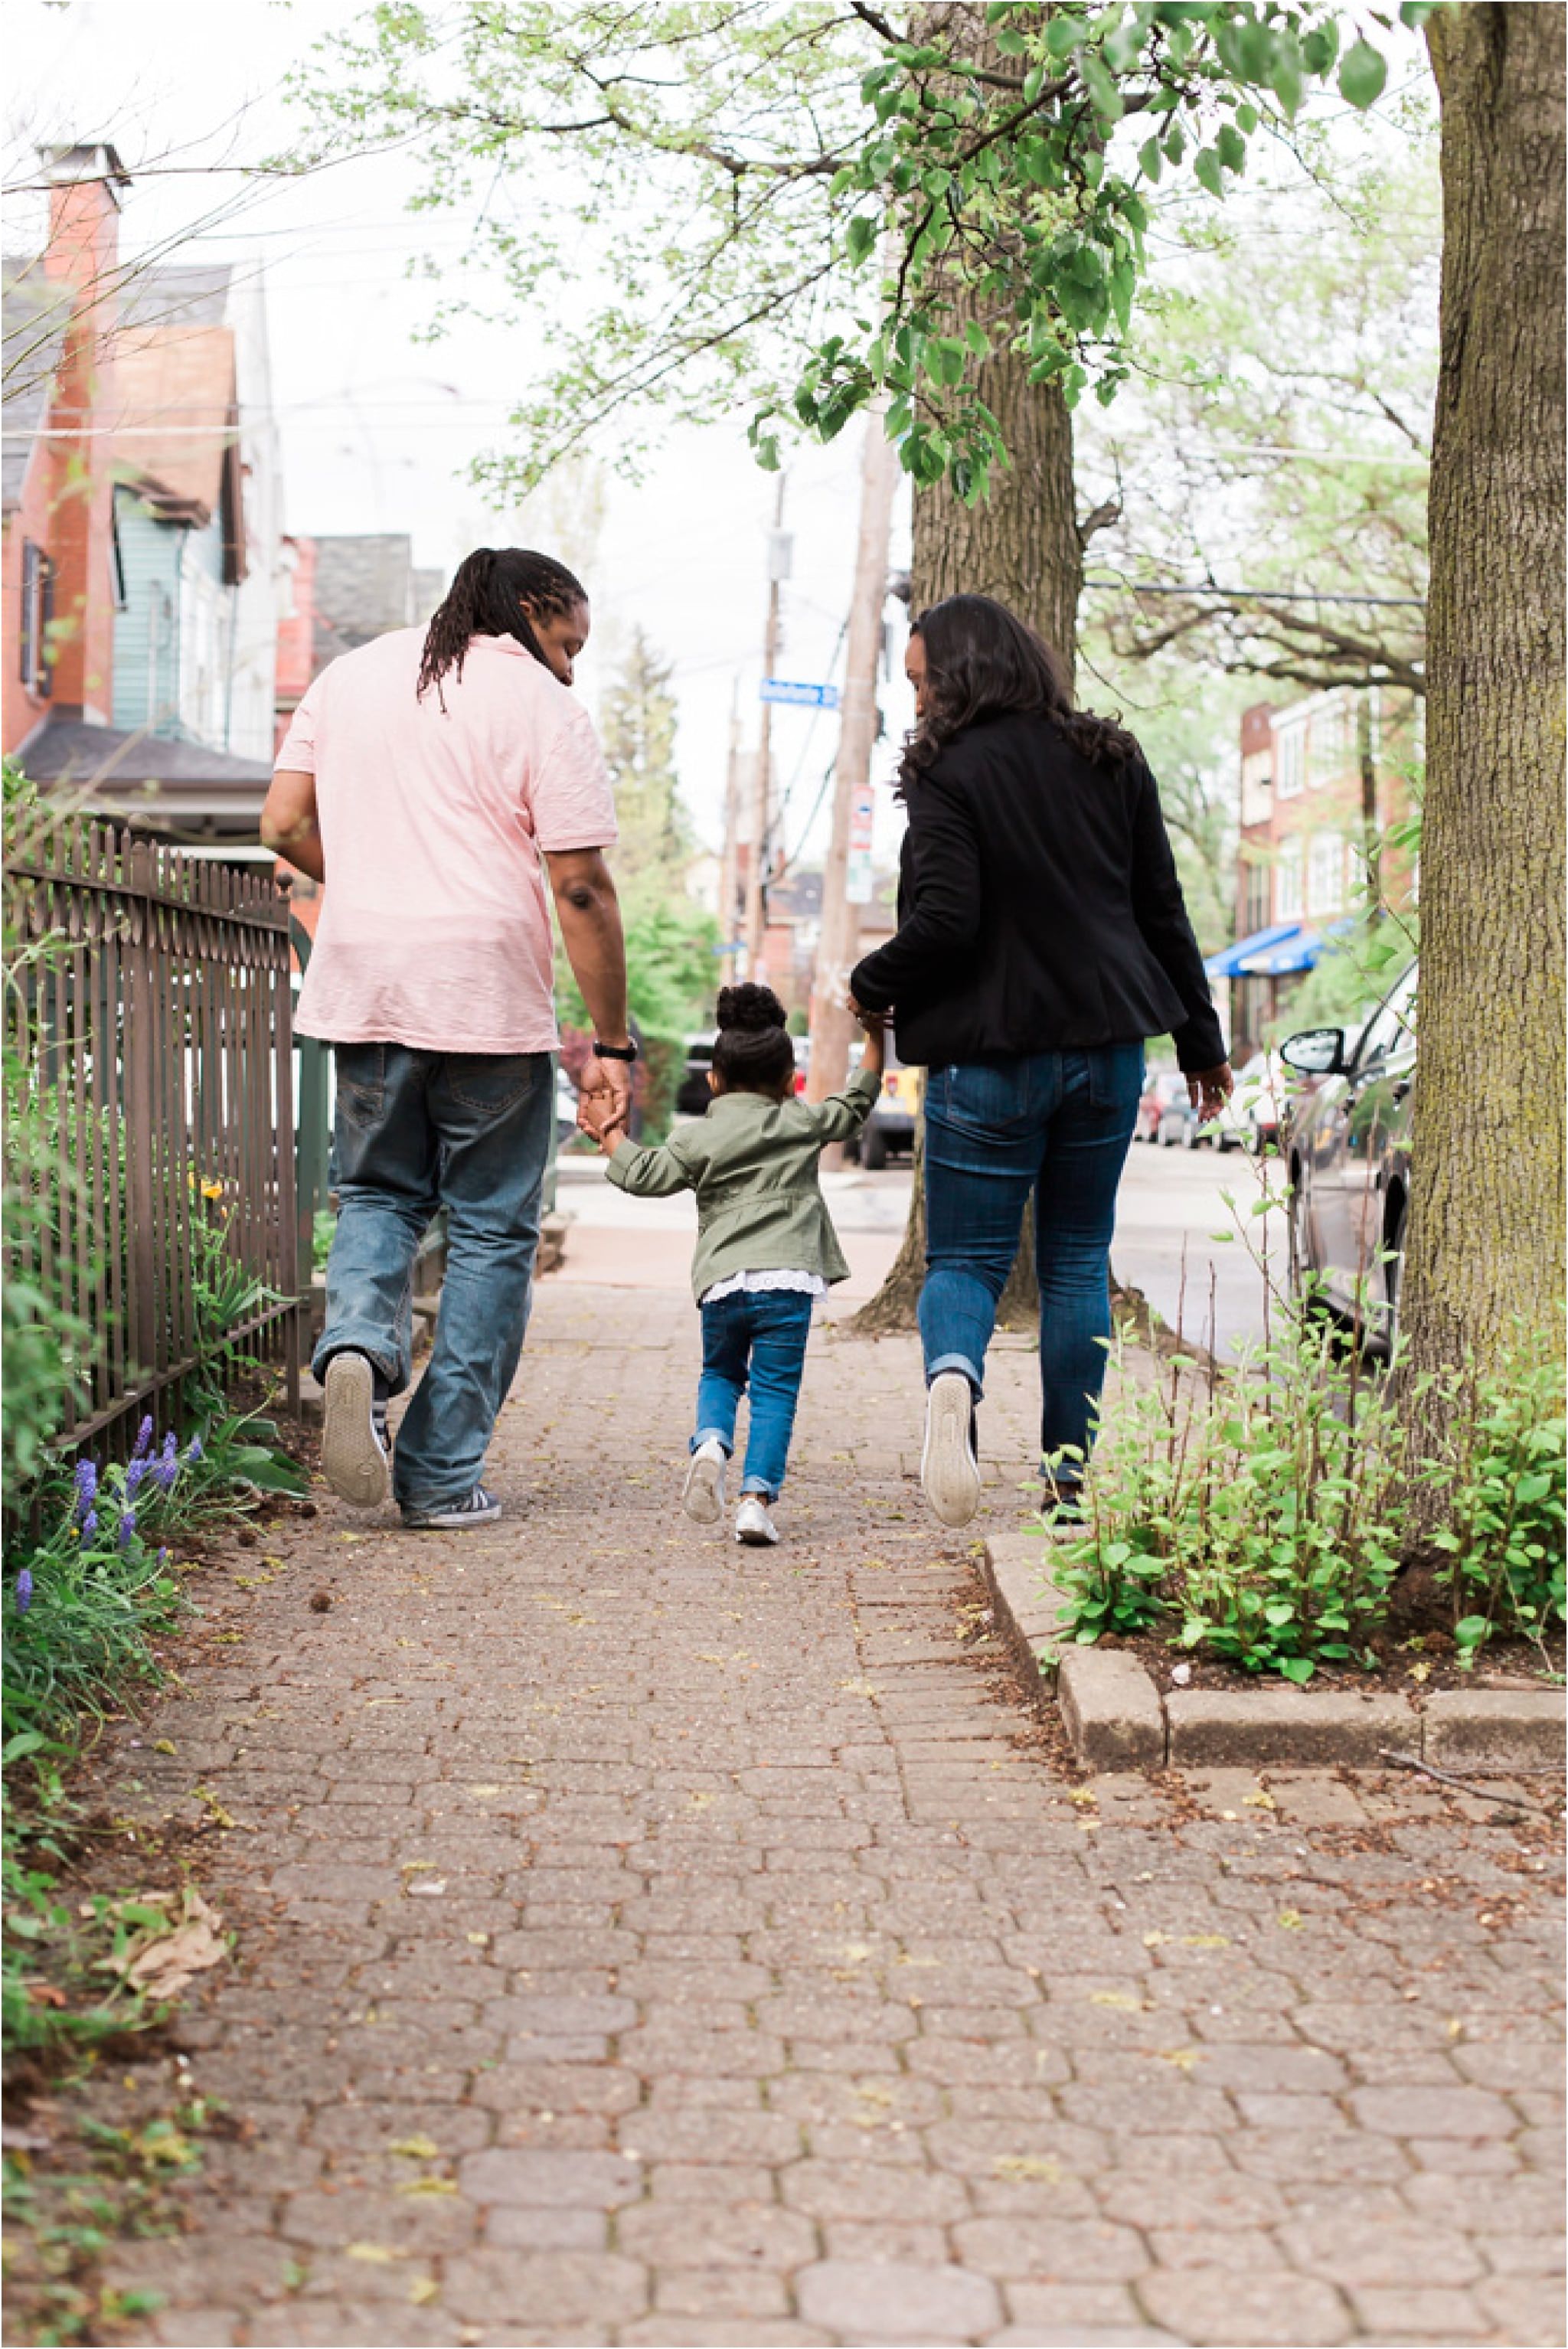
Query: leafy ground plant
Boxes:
[{"xmin": 1050, "ymin": 1314, "xmax": 1566, "ymax": 1681}]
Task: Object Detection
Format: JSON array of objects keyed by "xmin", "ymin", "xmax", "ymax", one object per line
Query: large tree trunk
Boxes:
[{"xmin": 1401, "ymin": 8, "xmax": 1566, "ymax": 1416}]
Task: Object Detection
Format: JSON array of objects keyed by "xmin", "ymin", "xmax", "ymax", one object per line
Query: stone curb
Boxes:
[{"xmin": 982, "ymin": 1531, "xmax": 1566, "ymax": 1775}]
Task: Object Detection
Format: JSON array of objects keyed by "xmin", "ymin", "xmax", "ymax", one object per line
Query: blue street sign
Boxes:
[{"xmin": 760, "ymin": 677, "xmax": 840, "ymax": 710}]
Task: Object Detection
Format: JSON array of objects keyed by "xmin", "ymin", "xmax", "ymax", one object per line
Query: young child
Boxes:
[{"xmin": 590, "ymin": 984, "xmax": 884, "ymax": 1545}]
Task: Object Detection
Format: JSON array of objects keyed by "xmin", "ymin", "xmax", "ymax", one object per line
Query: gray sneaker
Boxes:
[
  {"xmin": 683, "ymin": 1438, "xmax": 727, "ymax": 1524},
  {"xmin": 321, "ymin": 1351, "xmax": 390, "ymax": 1509},
  {"xmin": 402, "ymin": 1485, "xmax": 501, "ymax": 1531},
  {"xmin": 922, "ymin": 1371, "xmax": 981, "ymax": 1527}
]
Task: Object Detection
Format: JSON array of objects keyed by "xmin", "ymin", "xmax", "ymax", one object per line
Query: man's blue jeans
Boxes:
[
  {"xmin": 920, "ymin": 1045, "xmax": 1144, "ymax": 1485},
  {"xmin": 692, "ymin": 1288, "xmax": 815, "ymax": 1501},
  {"xmin": 314, "ymin": 1043, "xmax": 553, "ymax": 1513}
]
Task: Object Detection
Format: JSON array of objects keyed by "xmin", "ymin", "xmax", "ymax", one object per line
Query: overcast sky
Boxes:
[{"xmin": 5, "ymin": 0, "xmax": 915, "ymax": 863}]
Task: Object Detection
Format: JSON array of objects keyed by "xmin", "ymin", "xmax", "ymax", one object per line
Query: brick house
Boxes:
[{"xmin": 1213, "ymin": 688, "xmax": 1418, "ymax": 1060}]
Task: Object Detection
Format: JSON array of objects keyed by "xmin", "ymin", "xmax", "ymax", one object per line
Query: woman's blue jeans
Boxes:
[
  {"xmin": 692, "ymin": 1288, "xmax": 815, "ymax": 1501},
  {"xmin": 920, "ymin": 1045, "xmax": 1143, "ymax": 1485},
  {"xmin": 314, "ymin": 1043, "xmax": 553, "ymax": 1513}
]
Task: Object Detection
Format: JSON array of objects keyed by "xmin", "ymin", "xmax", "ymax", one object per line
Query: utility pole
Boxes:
[
  {"xmin": 808, "ymin": 405, "xmax": 900, "ymax": 1115},
  {"xmin": 717, "ymin": 682, "xmax": 742, "ymax": 986},
  {"xmin": 742, "ymin": 473, "xmax": 788, "ymax": 979}
]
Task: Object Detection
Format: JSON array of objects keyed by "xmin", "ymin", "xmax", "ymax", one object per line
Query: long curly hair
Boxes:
[
  {"xmin": 899, "ymin": 593, "xmax": 1140, "ymax": 792},
  {"xmin": 416, "ymin": 547, "xmax": 587, "ymax": 707}
]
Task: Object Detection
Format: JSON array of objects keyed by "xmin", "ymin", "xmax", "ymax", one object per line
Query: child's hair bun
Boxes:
[{"xmin": 717, "ymin": 982, "xmax": 787, "ymax": 1034}]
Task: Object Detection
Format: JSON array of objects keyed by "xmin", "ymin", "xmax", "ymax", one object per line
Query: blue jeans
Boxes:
[
  {"xmin": 693, "ymin": 1289, "xmax": 815, "ymax": 1501},
  {"xmin": 920, "ymin": 1046, "xmax": 1143, "ymax": 1485},
  {"xmin": 315, "ymin": 1043, "xmax": 553, "ymax": 1512}
]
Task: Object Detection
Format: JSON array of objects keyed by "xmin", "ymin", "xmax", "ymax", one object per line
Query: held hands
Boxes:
[
  {"xmin": 1189, "ymin": 1062, "xmax": 1234, "ymax": 1122},
  {"xmin": 577, "ymin": 1051, "xmax": 633, "ymax": 1153}
]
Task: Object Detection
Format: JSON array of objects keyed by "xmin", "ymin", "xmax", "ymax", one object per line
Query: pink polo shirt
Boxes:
[{"xmin": 276, "ymin": 626, "xmax": 616, "ymax": 1054}]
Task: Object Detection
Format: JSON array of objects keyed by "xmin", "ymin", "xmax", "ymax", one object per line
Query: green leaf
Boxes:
[
  {"xmin": 1045, "ymin": 15, "xmax": 1082, "ymax": 57},
  {"xmin": 1192, "ymin": 146, "xmax": 1224, "ymax": 200},
  {"xmin": 1215, "ymin": 123, "xmax": 1247, "ymax": 175},
  {"xmin": 1302, "ymin": 21, "xmax": 1341, "ymax": 74},
  {"xmin": 1161, "ymin": 123, "xmax": 1186, "ymax": 166},
  {"xmin": 845, "ymin": 214, "xmax": 877, "ymax": 266},
  {"xmin": 1269, "ymin": 29, "xmax": 1305, "ymax": 116},
  {"xmin": 1234, "ymin": 101, "xmax": 1258, "ymax": 134},
  {"xmin": 1338, "ymin": 38, "xmax": 1388, "ymax": 109},
  {"xmin": 1454, "ymin": 1615, "xmax": 1492, "ymax": 1648},
  {"xmin": 1138, "ymin": 134, "xmax": 1163, "ymax": 182},
  {"xmin": 1279, "ymin": 1657, "xmax": 1315, "ymax": 1684},
  {"xmin": 1022, "ymin": 63, "xmax": 1046, "ymax": 105},
  {"xmin": 1080, "ymin": 51, "xmax": 1124, "ymax": 121}
]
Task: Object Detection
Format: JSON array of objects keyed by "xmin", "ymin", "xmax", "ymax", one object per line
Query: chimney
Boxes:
[{"xmin": 40, "ymin": 141, "xmax": 129, "ymax": 722}]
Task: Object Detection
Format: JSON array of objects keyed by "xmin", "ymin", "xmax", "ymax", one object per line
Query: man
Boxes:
[{"xmin": 263, "ymin": 545, "xmax": 633, "ymax": 1529}]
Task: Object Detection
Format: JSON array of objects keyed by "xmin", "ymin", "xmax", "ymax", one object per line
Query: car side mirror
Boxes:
[{"xmin": 1279, "ymin": 1027, "xmax": 1348, "ymax": 1076}]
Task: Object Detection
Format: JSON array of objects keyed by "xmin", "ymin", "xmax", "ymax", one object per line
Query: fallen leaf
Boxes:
[
  {"xmin": 466, "ymin": 1932, "xmax": 490, "ymax": 1947},
  {"xmin": 152, "ymin": 1740, "xmax": 177, "ymax": 1756},
  {"xmin": 109, "ymin": 1890, "xmax": 227, "ymax": 2000},
  {"xmin": 1277, "ymin": 1910, "xmax": 1305, "ymax": 1931},
  {"xmin": 993, "ymin": 2155, "xmax": 1064, "ymax": 2182},
  {"xmin": 467, "ymin": 1785, "xmax": 502, "ymax": 1799},
  {"xmin": 395, "ymin": 2176, "xmax": 457, "ymax": 2197},
  {"xmin": 1243, "ymin": 1790, "xmax": 1277, "ymax": 1811},
  {"xmin": 1142, "ymin": 1930, "xmax": 1169, "ymax": 1948},
  {"xmin": 410, "ymin": 2277, "xmax": 439, "ymax": 2305},
  {"xmin": 1180, "ymin": 1934, "xmax": 1230, "ymax": 1949},
  {"xmin": 401, "ymin": 1861, "xmax": 437, "ymax": 1874},
  {"xmin": 389, "ymin": 2135, "xmax": 440, "ymax": 2161},
  {"xmin": 1090, "ymin": 1990, "xmax": 1146, "ymax": 2011},
  {"xmin": 345, "ymin": 2243, "xmax": 402, "ymax": 2264},
  {"xmin": 1155, "ymin": 2047, "xmax": 1204, "ymax": 2072}
]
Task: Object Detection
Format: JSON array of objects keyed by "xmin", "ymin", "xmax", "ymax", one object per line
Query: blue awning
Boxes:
[
  {"xmin": 1204, "ymin": 922, "xmax": 1303, "ymax": 979},
  {"xmin": 1238, "ymin": 916, "xmax": 1355, "ymax": 977}
]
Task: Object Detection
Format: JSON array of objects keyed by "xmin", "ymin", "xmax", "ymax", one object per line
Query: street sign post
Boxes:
[
  {"xmin": 845, "ymin": 779, "xmax": 876, "ymax": 904},
  {"xmin": 760, "ymin": 678, "xmax": 840, "ymax": 710}
]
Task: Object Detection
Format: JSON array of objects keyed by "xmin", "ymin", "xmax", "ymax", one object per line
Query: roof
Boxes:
[
  {"xmin": 116, "ymin": 264, "xmax": 232, "ymax": 336},
  {"xmin": 109, "ymin": 322, "xmax": 237, "ymax": 525},
  {"xmin": 18, "ymin": 718, "xmax": 273, "ymax": 791},
  {"xmin": 2, "ymin": 259, "xmax": 71, "ymax": 512},
  {"xmin": 312, "ymin": 534, "xmax": 422, "ymax": 657}
]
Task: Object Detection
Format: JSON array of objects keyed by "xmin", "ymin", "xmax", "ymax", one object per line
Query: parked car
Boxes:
[
  {"xmin": 842, "ymin": 1040, "xmax": 920, "ymax": 1169},
  {"xmin": 675, "ymin": 1031, "xmax": 717, "ymax": 1118},
  {"xmin": 1280, "ymin": 965, "xmax": 1417, "ymax": 1352},
  {"xmin": 554, "ymin": 1063, "xmax": 580, "ymax": 1144},
  {"xmin": 1209, "ymin": 1050, "xmax": 1289, "ymax": 1154},
  {"xmin": 1135, "ymin": 1069, "xmax": 1191, "ymax": 1145}
]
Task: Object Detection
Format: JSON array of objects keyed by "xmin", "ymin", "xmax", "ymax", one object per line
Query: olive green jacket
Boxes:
[{"xmin": 605, "ymin": 1067, "xmax": 880, "ymax": 1302}]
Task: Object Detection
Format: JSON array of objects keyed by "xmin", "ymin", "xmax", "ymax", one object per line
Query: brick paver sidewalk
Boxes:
[{"xmin": 95, "ymin": 1282, "xmax": 1563, "ymax": 2348}]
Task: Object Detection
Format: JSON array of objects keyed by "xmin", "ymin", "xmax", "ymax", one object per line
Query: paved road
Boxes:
[
  {"xmin": 557, "ymin": 1137, "xmax": 1276, "ymax": 1354},
  {"xmin": 87, "ymin": 1282, "xmax": 1561, "ymax": 2348}
]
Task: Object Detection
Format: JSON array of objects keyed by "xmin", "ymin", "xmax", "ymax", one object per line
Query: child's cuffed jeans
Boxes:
[{"xmin": 691, "ymin": 1287, "xmax": 815, "ymax": 1501}]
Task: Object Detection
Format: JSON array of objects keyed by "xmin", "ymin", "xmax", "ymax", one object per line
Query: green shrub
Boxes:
[{"xmin": 1051, "ymin": 1310, "xmax": 1563, "ymax": 1682}]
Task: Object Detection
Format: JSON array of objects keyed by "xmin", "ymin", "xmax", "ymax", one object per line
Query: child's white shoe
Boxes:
[
  {"xmin": 734, "ymin": 1495, "xmax": 779, "ymax": 1547},
  {"xmin": 683, "ymin": 1438, "xmax": 727, "ymax": 1524},
  {"xmin": 922, "ymin": 1370, "xmax": 982, "ymax": 1527}
]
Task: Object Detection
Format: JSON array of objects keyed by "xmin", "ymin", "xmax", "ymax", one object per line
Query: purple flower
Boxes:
[
  {"xmin": 155, "ymin": 1433, "xmax": 180, "ymax": 1491},
  {"xmin": 125, "ymin": 1456, "xmax": 150, "ymax": 1497},
  {"xmin": 186, "ymin": 1436, "xmax": 204, "ymax": 1465},
  {"xmin": 72, "ymin": 1458, "xmax": 99, "ymax": 1522},
  {"xmin": 15, "ymin": 1568, "xmax": 33, "ymax": 1613},
  {"xmin": 118, "ymin": 1508, "xmax": 136, "ymax": 1550},
  {"xmin": 158, "ymin": 1548, "xmax": 170, "ymax": 1566},
  {"xmin": 83, "ymin": 1510, "xmax": 99, "ymax": 1537},
  {"xmin": 132, "ymin": 1416, "xmax": 154, "ymax": 1461}
]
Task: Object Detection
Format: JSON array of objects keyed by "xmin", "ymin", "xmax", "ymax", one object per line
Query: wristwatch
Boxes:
[{"xmin": 592, "ymin": 1038, "xmax": 639, "ymax": 1063}]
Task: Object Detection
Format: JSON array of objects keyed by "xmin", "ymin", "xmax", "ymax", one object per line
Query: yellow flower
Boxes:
[{"xmin": 201, "ymin": 1181, "xmax": 224, "ymax": 1202}]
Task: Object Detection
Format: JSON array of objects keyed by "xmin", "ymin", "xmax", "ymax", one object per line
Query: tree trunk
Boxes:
[{"xmin": 1401, "ymin": 7, "xmax": 1566, "ymax": 1416}]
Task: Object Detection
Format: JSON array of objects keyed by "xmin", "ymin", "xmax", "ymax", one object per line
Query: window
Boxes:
[
  {"xmin": 1308, "ymin": 697, "xmax": 1354, "ymax": 788},
  {"xmin": 1276, "ymin": 836, "xmax": 1304, "ymax": 921},
  {"xmin": 1275, "ymin": 720, "xmax": 1306, "ymax": 799},
  {"xmin": 1308, "ymin": 831, "xmax": 1346, "ymax": 916},
  {"xmin": 19, "ymin": 541, "xmax": 54, "ymax": 698},
  {"xmin": 1242, "ymin": 857, "xmax": 1270, "ymax": 934}
]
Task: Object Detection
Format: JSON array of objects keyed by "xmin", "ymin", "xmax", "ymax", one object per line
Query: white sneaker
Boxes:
[
  {"xmin": 322, "ymin": 1351, "xmax": 390, "ymax": 1509},
  {"xmin": 683, "ymin": 1438, "xmax": 727, "ymax": 1524},
  {"xmin": 922, "ymin": 1371, "xmax": 981, "ymax": 1527},
  {"xmin": 734, "ymin": 1495, "xmax": 779, "ymax": 1546}
]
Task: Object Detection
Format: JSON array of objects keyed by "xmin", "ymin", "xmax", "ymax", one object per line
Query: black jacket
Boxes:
[{"xmin": 850, "ymin": 712, "xmax": 1226, "ymax": 1074}]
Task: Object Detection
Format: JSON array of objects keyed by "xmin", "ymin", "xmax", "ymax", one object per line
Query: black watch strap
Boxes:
[{"xmin": 592, "ymin": 1038, "xmax": 639, "ymax": 1063}]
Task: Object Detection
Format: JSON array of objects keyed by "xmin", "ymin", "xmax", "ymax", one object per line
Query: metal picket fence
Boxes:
[{"xmin": 4, "ymin": 817, "xmax": 309, "ymax": 1449}]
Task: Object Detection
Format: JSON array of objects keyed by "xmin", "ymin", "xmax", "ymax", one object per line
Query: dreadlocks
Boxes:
[{"xmin": 416, "ymin": 547, "xmax": 588, "ymax": 707}]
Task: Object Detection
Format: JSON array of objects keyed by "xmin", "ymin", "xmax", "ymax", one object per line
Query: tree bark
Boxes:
[{"xmin": 1401, "ymin": 6, "xmax": 1566, "ymax": 1410}]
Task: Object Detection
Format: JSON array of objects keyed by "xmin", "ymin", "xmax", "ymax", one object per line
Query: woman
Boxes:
[{"xmin": 849, "ymin": 594, "xmax": 1232, "ymax": 1531}]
